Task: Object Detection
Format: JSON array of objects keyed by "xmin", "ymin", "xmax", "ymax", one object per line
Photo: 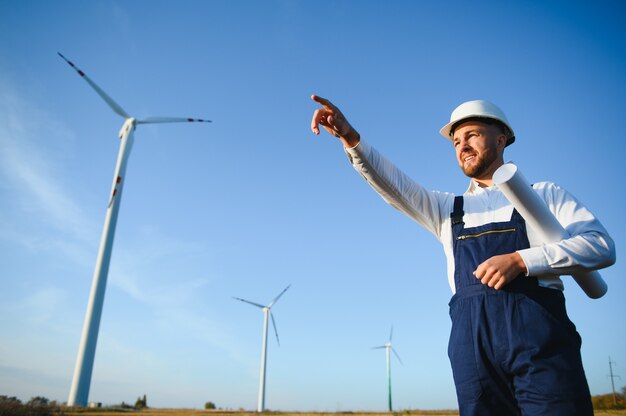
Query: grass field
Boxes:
[
  {"xmin": 59, "ymin": 409, "xmax": 626, "ymax": 416},
  {"xmin": 62, "ymin": 411, "xmax": 460, "ymax": 416}
]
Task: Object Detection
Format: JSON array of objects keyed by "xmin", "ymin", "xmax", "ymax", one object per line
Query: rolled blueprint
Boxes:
[{"xmin": 493, "ymin": 163, "xmax": 607, "ymax": 299}]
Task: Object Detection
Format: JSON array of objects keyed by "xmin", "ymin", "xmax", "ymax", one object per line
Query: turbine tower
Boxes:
[
  {"xmin": 233, "ymin": 285, "xmax": 291, "ymax": 412},
  {"xmin": 59, "ymin": 53, "xmax": 211, "ymax": 407},
  {"xmin": 372, "ymin": 326, "xmax": 403, "ymax": 412}
]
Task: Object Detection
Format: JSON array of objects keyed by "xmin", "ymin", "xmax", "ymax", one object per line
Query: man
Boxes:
[{"xmin": 310, "ymin": 95, "xmax": 615, "ymax": 415}]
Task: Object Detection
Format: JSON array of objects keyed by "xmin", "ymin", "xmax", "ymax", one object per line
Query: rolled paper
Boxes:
[{"xmin": 493, "ymin": 163, "xmax": 607, "ymax": 299}]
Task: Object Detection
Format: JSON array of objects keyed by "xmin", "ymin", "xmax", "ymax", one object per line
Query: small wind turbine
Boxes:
[
  {"xmin": 233, "ymin": 285, "xmax": 291, "ymax": 412},
  {"xmin": 372, "ymin": 326, "xmax": 403, "ymax": 412},
  {"xmin": 59, "ymin": 53, "xmax": 211, "ymax": 407}
]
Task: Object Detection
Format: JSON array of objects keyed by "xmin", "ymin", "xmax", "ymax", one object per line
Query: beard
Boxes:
[{"xmin": 460, "ymin": 145, "xmax": 499, "ymax": 179}]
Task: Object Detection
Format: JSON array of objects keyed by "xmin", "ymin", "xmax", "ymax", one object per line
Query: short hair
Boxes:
[{"xmin": 450, "ymin": 116, "xmax": 507, "ymax": 136}]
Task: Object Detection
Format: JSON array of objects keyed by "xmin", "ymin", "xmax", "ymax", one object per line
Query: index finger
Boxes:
[{"xmin": 311, "ymin": 94, "xmax": 334, "ymax": 109}]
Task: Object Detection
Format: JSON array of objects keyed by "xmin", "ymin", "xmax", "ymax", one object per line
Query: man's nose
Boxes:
[{"xmin": 458, "ymin": 140, "xmax": 471, "ymax": 151}]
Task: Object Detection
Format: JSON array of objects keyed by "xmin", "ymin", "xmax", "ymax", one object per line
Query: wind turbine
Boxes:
[
  {"xmin": 372, "ymin": 326, "xmax": 403, "ymax": 412},
  {"xmin": 233, "ymin": 284, "xmax": 291, "ymax": 412},
  {"xmin": 58, "ymin": 53, "xmax": 211, "ymax": 407}
]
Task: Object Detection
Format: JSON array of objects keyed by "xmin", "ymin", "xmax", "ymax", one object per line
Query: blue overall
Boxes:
[{"xmin": 448, "ymin": 196, "xmax": 593, "ymax": 415}]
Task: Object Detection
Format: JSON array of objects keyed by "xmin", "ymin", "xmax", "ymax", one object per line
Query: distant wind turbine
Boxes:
[
  {"xmin": 372, "ymin": 326, "xmax": 403, "ymax": 412},
  {"xmin": 233, "ymin": 285, "xmax": 291, "ymax": 412},
  {"xmin": 59, "ymin": 53, "xmax": 211, "ymax": 407}
]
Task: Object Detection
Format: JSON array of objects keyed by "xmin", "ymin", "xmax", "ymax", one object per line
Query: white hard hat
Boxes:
[{"xmin": 439, "ymin": 100, "xmax": 515, "ymax": 146}]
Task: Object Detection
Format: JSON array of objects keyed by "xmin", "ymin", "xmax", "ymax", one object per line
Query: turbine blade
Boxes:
[
  {"xmin": 389, "ymin": 325, "xmax": 394, "ymax": 342},
  {"xmin": 371, "ymin": 346, "xmax": 386, "ymax": 350},
  {"xmin": 136, "ymin": 116, "xmax": 212, "ymax": 124},
  {"xmin": 392, "ymin": 347, "xmax": 404, "ymax": 366},
  {"xmin": 268, "ymin": 284, "xmax": 291, "ymax": 308},
  {"xmin": 270, "ymin": 311, "xmax": 280, "ymax": 346},
  {"xmin": 232, "ymin": 296, "xmax": 265, "ymax": 309},
  {"xmin": 57, "ymin": 52, "xmax": 130, "ymax": 118}
]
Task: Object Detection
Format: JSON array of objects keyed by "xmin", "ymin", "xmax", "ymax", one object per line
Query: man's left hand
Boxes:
[{"xmin": 474, "ymin": 252, "xmax": 528, "ymax": 290}]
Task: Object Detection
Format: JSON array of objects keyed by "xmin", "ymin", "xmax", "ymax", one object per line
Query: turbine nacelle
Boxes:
[
  {"xmin": 232, "ymin": 284, "xmax": 291, "ymax": 346},
  {"xmin": 119, "ymin": 118, "xmax": 136, "ymax": 138}
]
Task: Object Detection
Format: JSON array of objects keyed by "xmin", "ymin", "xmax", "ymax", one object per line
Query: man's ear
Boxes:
[{"xmin": 497, "ymin": 134, "xmax": 507, "ymax": 151}]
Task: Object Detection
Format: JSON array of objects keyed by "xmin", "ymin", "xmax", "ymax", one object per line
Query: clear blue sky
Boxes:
[{"xmin": 1, "ymin": 0, "xmax": 625, "ymax": 411}]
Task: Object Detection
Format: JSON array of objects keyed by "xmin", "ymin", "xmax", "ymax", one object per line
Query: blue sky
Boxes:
[{"xmin": 1, "ymin": 0, "xmax": 625, "ymax": 411}]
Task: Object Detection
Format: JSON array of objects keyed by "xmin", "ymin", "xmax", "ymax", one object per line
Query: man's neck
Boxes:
[
  {"xmin": 474, "ymin": 177, "xmax": 494, "ymax": 188},
  {"xmin": 472, "ymin": 159, "xmax": 504, "ymax": 188}
]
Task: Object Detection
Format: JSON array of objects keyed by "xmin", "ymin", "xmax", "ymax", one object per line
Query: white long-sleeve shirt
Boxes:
[{"xmin": 345, "ymin": 139, "xmax": 616, "ymax": 294}]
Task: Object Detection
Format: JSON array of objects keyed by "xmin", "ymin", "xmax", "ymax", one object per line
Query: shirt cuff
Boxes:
[
  {"xmin": 344, "ymin": 139, "xmax": 370, "ymax": 163},
  {"xmin": 517, "ymin": 246, "xmax": 552, "ymax": 276}
]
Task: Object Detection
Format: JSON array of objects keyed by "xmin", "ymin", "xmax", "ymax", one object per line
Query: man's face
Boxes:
[{"xmin": 452, "ymin": 121, "xmax": 506, "ymax": 180}]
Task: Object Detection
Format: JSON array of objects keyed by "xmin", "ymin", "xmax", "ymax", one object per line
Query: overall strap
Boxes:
[{"xmin": 451, "ymin": 195, "xmax": 464, "ymax": 226}]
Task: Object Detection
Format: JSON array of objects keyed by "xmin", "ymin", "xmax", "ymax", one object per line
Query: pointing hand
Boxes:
[{"xmin": 310, "ymin": 95, "xmax": 360, "ymax": 148}]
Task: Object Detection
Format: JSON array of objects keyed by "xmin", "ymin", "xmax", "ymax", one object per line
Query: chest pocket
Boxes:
[{"xmin": 451, "ymin": 195, "xmax": 531, "ymax": 289}]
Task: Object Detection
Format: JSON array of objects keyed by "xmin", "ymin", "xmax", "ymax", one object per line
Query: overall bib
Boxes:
[{"xmin": 448, "ymin": 196, "xmax": 592, "ymax": 415}]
